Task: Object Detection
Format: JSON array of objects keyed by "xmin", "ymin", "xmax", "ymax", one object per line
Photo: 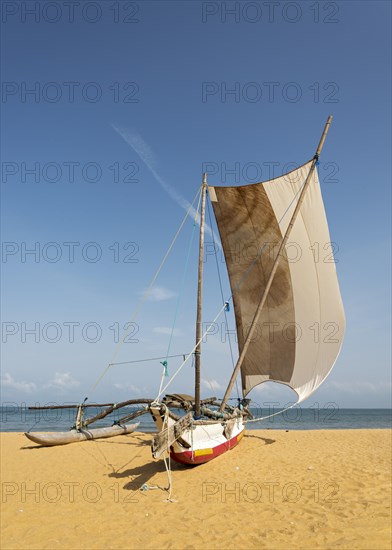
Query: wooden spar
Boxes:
[
  {"xmin": 116, "ymin": 407, "xmax": 150, "ymax": 424},
  {"xmin": 28, "ymin": 399, "xmax": 153, "ymax": 411},
  {"xmin": 220, "ymin": 115, "xmax": 333, "ymax": 410},
  {"xmin": 195, "ymin": 174, "xmax": 208, "ymax": 418},
  {"xmin": 162, "ymin": 396, "xmax": 218, "ymax": 410},
  {"xmin": 29, "ymin": 403, "xmax": 121, "ymax": 410},
  {"xmin": 158, "ymin": 406, "xmax": 245, "ymax": 426},
  {"xmin": 84, "ymin": 398, "xmax": 153, "ymax": 427},
  {"xmin": 27, "ymin": 397, "xmax": 231, "ymax": 425}
]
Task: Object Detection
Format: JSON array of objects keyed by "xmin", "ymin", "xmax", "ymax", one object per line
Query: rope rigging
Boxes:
[
  {"xmin": 88, "ymin": 185, "xmax": 202, "ymax": 396},
  {"xmin": 157, "ymin": 186, "xmax": 202, "ymax": 396},
  {"xmin": 88, "ymin": 172, "xmax": 310, "ymax": 409},
  {"xmin": 153, "ymin": 176, "xmax": 310, "ymax": 404},
  {"xmin": 108, "ymin": 353, "xmax": 188, "ymax": 367}
]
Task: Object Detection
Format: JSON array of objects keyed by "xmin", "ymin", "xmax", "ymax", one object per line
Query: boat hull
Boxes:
[
  {"xmin": 24, "ymin": 422, "xmax": 140, "ymax": 446},
  {"xmin": 150, "ymin": 407, "xmax": 245, "ymax": 465},
  {"xmin": 170, "ymin": 429, "xmax": 244, "ymax": 465}
]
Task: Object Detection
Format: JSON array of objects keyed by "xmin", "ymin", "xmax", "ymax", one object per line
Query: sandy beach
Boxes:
[{"xmin": 1, "ymin": 429, "xmax": 390, "ymax": 549}]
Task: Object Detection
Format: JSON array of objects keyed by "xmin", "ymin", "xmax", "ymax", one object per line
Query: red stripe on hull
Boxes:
[{"xmin": 170, "ymin": 430, "xmax": 244, "ymax": 465}]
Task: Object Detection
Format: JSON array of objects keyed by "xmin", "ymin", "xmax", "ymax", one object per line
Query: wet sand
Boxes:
[{"xmin": 1, "ymin": 429, "xmax": 391, "ymax": 549}]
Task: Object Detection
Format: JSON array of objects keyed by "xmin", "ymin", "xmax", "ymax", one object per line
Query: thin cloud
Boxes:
[
  {"xmin": 1, "ymin": 372, "xmax": 37, "ymax": 393},
  {"xmin": 142, "ymin": 285, "xmax": 176, "ymax": 302},
  {"xmin": 114, "ymin": 383, "xmax": 141, "ymax": 395},
  {"xmin": 112, "ymin": 125, "xmax": 221, "ymax": 246},
  {"xmin": 45, "ymin": 372, "xmax": 80, "ymax": 390},
  {"xmin": 202, "ymin": 378, "xmax": 222, "ymax": 392}
]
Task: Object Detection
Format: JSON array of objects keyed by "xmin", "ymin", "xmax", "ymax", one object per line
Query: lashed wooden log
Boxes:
[
  {"xmin": 200, "ymin": 406, "xmax": 239, "ymax": 421},
  {"xmin": 28, "ymin": 399, "xmax": 153, "ymax": 411},
  {"xmin": 115, "ymin": 406, "xmax": 149, "ymax": 425},
  {"xmin": 156, "ymin": 404, "xmax": 246, "ymax": 423},
  {"xmin": 162, "ymin": 396, "xmax": 217, "ymax": 409},
  {"xmin": 151, "ymin": 412, "xmax": 193, "ymax": 459},
  {"xmin": 84, "ymin": 399, "xmax": 153, "ymax": 427},
  {"xmin": 29, "ymin": 403, "xmax": 118, "ymax": 410}
]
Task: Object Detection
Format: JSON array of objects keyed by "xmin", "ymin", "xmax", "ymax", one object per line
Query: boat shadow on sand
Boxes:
[
  {"xmin": 108, "ymin": 459, "xmax": 185, "ymax": 492},
  {"xmin": 108, "ymin": 434, "xmax": 276, "ymax": 492},
  {"xmin": 79, "ymin": 433, "xmax": 153, "ymax": 447},
  {"xmin": 244, "ymin": 434, "xmax": 276, "ymax": 445}
]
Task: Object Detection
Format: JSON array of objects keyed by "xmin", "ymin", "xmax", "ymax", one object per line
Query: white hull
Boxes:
[{"xmin": 150, "ymin": 408, "xmax": 244, "ymax": 464}]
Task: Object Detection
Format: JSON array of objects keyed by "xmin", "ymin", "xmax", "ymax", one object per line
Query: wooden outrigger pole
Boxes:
[
  {"xmin": 220, "ymin": 115, "xmax": 333, "ymax": 410},
  {"xmin": 194, "ymin": 173, "xmax": 208, "ymax": 418}
]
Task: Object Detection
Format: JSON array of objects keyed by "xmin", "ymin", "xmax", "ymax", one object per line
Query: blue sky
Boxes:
[{"xmin": 1, "ymin": 1, "xmax": 391, "ymax": 409}]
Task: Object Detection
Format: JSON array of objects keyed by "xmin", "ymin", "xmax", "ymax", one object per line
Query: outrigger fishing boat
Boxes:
[{"xmin": 26, "ymin": 116, "xmax": 345, "ymax": 465}]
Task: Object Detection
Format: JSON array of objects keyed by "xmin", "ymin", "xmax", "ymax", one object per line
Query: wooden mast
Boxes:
[
  {"xmin": 220, "ymin": 115, "xmax": 333, "ymax": 411},
  {"xmin": 195, "ymin": 173, "xmax": 207, "ymax": 418}
]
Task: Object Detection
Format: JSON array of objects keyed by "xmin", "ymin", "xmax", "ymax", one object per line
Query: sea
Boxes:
[{"xmin": 0, "ymin": 404, "xmax": 390, "ymax": 433}]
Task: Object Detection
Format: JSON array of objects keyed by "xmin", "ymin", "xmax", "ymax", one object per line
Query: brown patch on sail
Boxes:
[{"xmin": 211, "ymin": 184, "xmax": 296, "ymax": 394}]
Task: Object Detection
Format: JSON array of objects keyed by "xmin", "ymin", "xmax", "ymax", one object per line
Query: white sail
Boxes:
[{"xmin": 210, "ymin": 161, "xmax": 345, "ymax": 402}]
